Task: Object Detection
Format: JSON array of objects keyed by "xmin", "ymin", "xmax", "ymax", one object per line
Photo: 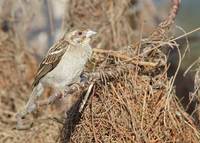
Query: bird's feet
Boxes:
[
  {"xmin": 37, "ymin": 93, "xmax": 62, "ymax": 106},
  {"xmin": 80, "ymin": 72, "xmax": 89, "ymax": 83},
  {"xmin": 64, "ymin": 82, "xmax": 86, "ymax": 96}
]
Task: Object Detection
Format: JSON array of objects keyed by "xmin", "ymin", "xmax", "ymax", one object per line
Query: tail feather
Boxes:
[
  {"xmin": 25, "ymin": 83, "xmax": 44, "ymax": 113},
  {"xmin": 16, "ymin": 83, "xmax": 44, "ymax": 129}
]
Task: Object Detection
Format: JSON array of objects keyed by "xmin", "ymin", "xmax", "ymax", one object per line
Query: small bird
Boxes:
[{"xmin": 16, "ymin": 29, "xmax": 96, "ymax": 124}]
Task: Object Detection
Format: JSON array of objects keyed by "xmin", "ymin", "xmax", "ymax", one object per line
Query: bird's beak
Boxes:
[{"xmin": 86, "ymin": 30, "xmax": 96, "ymax": 38}]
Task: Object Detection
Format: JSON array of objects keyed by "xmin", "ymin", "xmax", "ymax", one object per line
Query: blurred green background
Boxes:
[{"xmin": 157, "ymin": 0, "xmax": 200, "ymax": 68}]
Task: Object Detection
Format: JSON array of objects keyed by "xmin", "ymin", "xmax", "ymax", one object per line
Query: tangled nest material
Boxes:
[
  {"xmin": 62, "ymin": 50, "xmax": 200, "ymax": 142},
  {"xmin": 60, "ymin": 0, "xmax": 200, "ymax": 142}
]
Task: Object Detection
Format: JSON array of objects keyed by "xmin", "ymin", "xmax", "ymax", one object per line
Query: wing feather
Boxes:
[{"xmin": 32, "ymin": 39, "xmax": 69, "ymax": 87}]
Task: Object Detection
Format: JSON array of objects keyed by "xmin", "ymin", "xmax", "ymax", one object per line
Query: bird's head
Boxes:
[{"xmin": 65, "ymin": 29, "xmax": 96, "ymax": 46}]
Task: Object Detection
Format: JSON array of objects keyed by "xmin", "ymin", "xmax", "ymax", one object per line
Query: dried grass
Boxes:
[
  {"xmin": 0, "ymin": 1, "xmax": 61, "ymax": 142},
  {"xmin": 60, "ymin": 0, "xmax": 200, "ymax": 142},
  {"xmin": 60, "ymin": 31, "xmax": 200, "ymax": 143},
  {"xmin": 0, "ymin": 27, "xmax": 63, "ymax": 143},
  {"xmin": 64, "ymin": 0, "xmax": 158, "ymax": 50}
]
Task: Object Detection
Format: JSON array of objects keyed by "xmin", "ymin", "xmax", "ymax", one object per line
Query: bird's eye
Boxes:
[{"xmin": 78, "ymin": 31, "xmax": 82, "ymax": 35}]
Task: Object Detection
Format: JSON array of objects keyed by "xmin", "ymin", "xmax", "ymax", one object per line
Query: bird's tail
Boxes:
[
  {"xmin": 25, "ymin": 83, "xmax": 44, "ymax": 113},
  {"xmin": 17, "ymin": 83, "xmax": 44, "ymax": 118}
]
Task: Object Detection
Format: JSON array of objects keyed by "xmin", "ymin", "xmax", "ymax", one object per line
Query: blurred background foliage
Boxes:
[
  {"xmin": 1, "ymin": 0, "xmax": 197, "ymax": 67},
  {"xmin": 1, "ymin": 0, "xmax": 199, "ymax": 60},
  {"xmin": 157, "ymin": 0, "xmax": 200, "ymax": 69}
]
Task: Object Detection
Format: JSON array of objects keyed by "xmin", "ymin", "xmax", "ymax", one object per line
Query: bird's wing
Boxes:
[{"xmin": 32, "ymin": 39, "xmax": 70, "ymax": 87}]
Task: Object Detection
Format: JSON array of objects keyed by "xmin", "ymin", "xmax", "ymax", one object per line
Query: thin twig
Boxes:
[
  {"xmin": 79, "ymin": 83, "xmax": 94, "ymax": 113},
  {"xmin": 93, "ymin": 48, "xmax": 158, "ymax": 67}
]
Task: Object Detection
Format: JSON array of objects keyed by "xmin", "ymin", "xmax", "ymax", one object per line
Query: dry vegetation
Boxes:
[
  {"xmin": 0, "ymin": 16, "xmax": 62, "ymax": 143},
  {"xmin": 64, "ymin": 0, "xmax": 159, "ymax": 50},
  {"xmin": 0, "ymin": 0, "xmax": 200, "ymax": 143},
  {"xmin": 60, "ymin": 0, "xmax": 200, "ymax": 142},
  {"xmin": 0, "ymin": 0, "xmax": 61, "ymax": 143}
]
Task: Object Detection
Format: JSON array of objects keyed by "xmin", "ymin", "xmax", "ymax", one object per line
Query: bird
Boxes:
[{"xmin": 16, "ymin": 28, "xmax": 96, "ymax": 125}]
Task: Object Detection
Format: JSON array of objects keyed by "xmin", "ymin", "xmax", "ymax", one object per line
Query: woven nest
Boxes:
[
  {"xmin": 60, "ymin": 39, "xmax": 200, "ymax": 142},
  {"xmin": 64, "ymin": 0, "xmax": 157, "ymax": 50},
  {"xmin": 60, "ymin": 0, "xmax": 200, "ymax": 142}
]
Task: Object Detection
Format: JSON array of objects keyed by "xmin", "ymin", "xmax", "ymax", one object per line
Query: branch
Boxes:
[
  {"xmin": 150, "ymin": 0, "xmax": 181, "ymax": 41},
  {"xmin": 93, "ymin": 48, "xmax": 158, "ymax": 67}
]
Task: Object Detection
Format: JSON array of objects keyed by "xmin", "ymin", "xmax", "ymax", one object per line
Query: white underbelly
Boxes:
[{"xmin": 41, "ymin": 51, "xmax": 87, "ymax": 89}]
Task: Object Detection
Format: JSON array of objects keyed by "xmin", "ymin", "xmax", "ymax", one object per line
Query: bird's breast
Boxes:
[{"xmin": 41, "ymin": 47, "xmax": 91, "ymax": 89}]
